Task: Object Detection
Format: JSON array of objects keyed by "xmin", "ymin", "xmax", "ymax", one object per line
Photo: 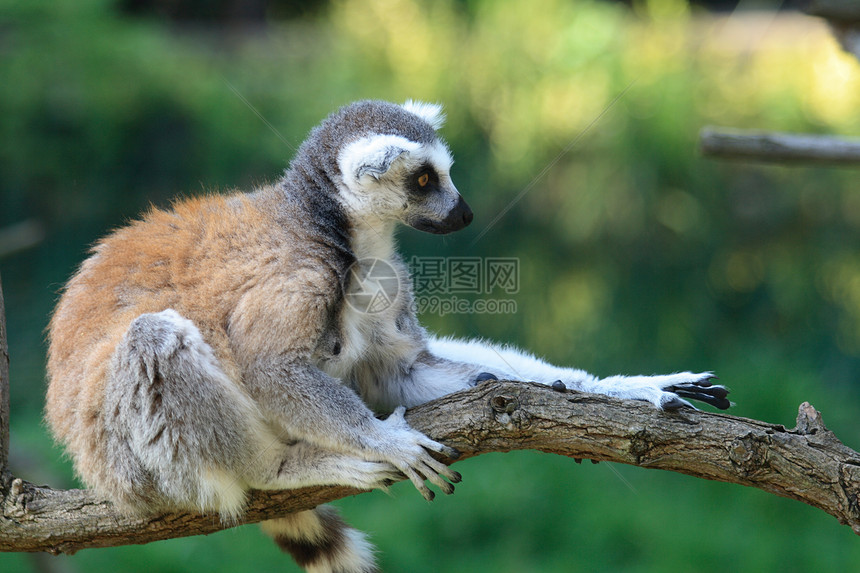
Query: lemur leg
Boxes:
[
  {"xmin": 243, "ymin": 439, "xmax": 402, "ymax": 493},
  {"xmin": 110, "ymin": 310, "xmax": 446, "ymax": 508},
  {"xmin": 396, "ymin": 336, "xmax": 729, "ymax": 410},
  {"xmin": 109, "ymin": 311, "xmax": 390, "ymax": 572},
  {"xmin": 104, "ymin": 309, "xmax": 265, "ymax": 520},
  {"xmin": 241, "ymin": 359, "xmax": 461, "ymax": 502}
]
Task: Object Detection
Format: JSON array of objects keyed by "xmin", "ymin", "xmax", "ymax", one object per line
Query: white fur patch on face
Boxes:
[
  {"xmin": 336, "ymin": 133, "xmax": 455, "ymax": 222},
  {"xmin": 338, "ymin": 134, "xmax": 453, "ymax": 189},
  {"xmin": 402, "ymin": 100, "xmax": 446, "ymax": 131},
  {"xmin": 338, "ymin": 134, "xmax": 421, "ymax": 185},
  {"xmin": 424, "ymin": 139, "xmax": 454, "ymax": 174}
]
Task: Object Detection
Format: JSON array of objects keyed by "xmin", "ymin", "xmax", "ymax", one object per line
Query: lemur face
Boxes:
[
  {"xmin": 335, "ymin": 102, "xmax": 473, "ymax": 235},
  {"xmin": 400, "ymin": 147, "xmax": 473, "ymax": 235}
]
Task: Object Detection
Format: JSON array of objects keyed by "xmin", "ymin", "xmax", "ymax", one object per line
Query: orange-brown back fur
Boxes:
[{"xmin": 46, "ymin": 188, "xmax": 339, "ymax": 495}]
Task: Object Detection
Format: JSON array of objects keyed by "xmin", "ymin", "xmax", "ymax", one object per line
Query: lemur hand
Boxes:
[{"xmin": 371, "ymin": 406, "xmax": 461, "ymax": 501}]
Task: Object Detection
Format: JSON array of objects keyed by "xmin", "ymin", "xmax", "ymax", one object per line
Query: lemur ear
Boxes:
[
  {"xmin": 340, "ymin": 134, "xmax": 420, "ymax": 181},
  {"xmin": 356, "ymin": 144, "xmax": 408, "ymax": 179},
  {"xmin": 403, "ymin": 100, "xmax": 446, "ymax": 130}
]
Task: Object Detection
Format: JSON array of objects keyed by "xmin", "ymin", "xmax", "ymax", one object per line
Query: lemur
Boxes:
[{"xmin": 46, "ymin": 100, "xmax": 729, "ymax": 573}]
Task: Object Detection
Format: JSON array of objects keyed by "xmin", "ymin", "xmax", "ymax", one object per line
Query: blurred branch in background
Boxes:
[
  {"xmin": 807, "ymin": 0, "xmax": 860, "ymax": 59},
  {"xmin": 698, "ymin": 1, "xmax": 860, "ymax": 165},
  {"xmin": 0, "ymin": 221, "xmax": 45, "ymax": 260},
  {"xmin": 808, "ymin": 0, "xmax": 860, "ymax": 22},
  {"xmin": 699, "ymin": 128, "xmax": 860, "ymax": 164}
]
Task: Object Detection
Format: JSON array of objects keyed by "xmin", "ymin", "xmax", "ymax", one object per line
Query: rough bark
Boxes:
[{"xmin": 2, "ymin": 380, "xmax": 860, "ymax": 554}]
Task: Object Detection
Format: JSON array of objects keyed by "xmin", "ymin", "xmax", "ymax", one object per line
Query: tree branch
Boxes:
[
  {"xmin": 806, "ymin": 0, "xmax": 860, "ymax": 61},
  {"xmin": 3, "ymin": 380, "xmax": 860, "ymax": 555},
  {"xmin": 807, "ymin": 0, "xmax": 860, "ymax": 24},
  {"xmin": 698, "ymin": 7, "xmax": 860, "ymax": 168},
  {"xmin": 699, "ymin": 127, "xmax": 860, "ymax": 165}
]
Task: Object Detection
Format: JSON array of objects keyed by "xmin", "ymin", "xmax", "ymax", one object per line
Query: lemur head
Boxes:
[{"xmin": 292, "ymin": 100, "xmax": 473, "ymax": 235}]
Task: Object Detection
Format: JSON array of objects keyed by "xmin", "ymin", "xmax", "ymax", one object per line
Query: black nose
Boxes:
[
  {"xmin": 407, "ymin": 195, "xmax": 474, "ymax": 234},
  {"xmin": 446, "ymin": 196, "xmax": 472, "ymax": 231},
  {"xmin": 462, "ymin": 203, "xmax": 474, "ymax": 226}
]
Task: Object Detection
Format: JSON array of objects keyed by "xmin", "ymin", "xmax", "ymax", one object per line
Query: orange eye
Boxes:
[{"xmin": 418, "ymin": 173, "xmax": 429, "ymax": 187}]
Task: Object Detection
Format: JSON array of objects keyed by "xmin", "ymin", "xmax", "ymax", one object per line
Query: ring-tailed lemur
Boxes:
[{"xmin": 46, "ymin": 100, "xmax": 729, "ymax": 573}]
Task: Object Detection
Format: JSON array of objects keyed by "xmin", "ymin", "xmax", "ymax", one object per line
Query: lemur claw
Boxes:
[{"xmin": 668, "ymin": 378, "xmax": 731, "ymax": 410}]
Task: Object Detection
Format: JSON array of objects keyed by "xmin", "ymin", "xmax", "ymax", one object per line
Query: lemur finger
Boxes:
[
  {"xmin": 416, "ymin": 461, "xmax": 456, "ymax": 495},
  {"xmin": 439, "ymin": 444, "xmax": 460, "ymax": 460},
  {"xmin": 672, "ymin": 387, "xmax": 729, "ymax": 402},
  {"xmin": 387, "ymin": 407, "xmax": 460, "ymax": 459},
  {"xmin": 419, "ymin": 453, "xmax": 461, "ymax": 484},
  {"xmin": 671, "ymin": 383, "xmax": 729, "ymax": 399},
  {"xmin": 416, "ymin": 435, "xmax": 460, "ymax": 460},
  {"xmin": 402, "ymin": 466, "xmax": 435, "ymax": 501},
  {"xmin": 670, "ymin": 383, "xmax": 730, "ymax": 409},
  {"xmin": 673, "ymin": 390, "xmax": 731, "ymax": 410}
]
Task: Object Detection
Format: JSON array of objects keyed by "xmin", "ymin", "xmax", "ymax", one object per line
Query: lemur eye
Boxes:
[{"xmin": 417, "ymin": 173, "xmax": 429, "ymax": 187}]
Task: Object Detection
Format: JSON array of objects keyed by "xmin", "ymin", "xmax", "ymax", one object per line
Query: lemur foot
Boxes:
[
  {"xmin": 585, "ymin": 372, "xmax": 730, "ymax": 411},
  {"xmin": 648, "ymin": 372, "xmax": 729, "ymax": 410},
  {"xmin": 665, "ymin": 374, "xmax": 730, "ymax": 410}
]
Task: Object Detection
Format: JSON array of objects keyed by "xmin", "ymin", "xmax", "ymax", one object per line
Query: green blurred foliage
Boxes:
[{"xmin": 2, "ymin": 0, "xmax": 860, "ymax": 570}]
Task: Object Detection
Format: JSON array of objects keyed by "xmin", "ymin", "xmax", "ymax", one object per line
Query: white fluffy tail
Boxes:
[{"xmin": 261, "ymin": 506, "xmax": 377, "ymax": 573}]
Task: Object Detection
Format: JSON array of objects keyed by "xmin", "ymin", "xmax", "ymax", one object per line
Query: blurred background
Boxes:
[{"xmin": 3, "ymin": 0, "xmax": 860, "ymax": 571}]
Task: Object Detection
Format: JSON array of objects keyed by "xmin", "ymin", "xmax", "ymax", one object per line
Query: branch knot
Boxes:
[
  {"xmin": 728, "ymin": 434, "xmax": 771, "ymax": 477},
  {"xmin": 489, "ymin": 394, "xmax": 529, "ymax": 430},
  {"xmin": 629, "ymin": 429, "xmax": 654, "ymax": 465},
  {"xmin": 794, "ymin": 402, "xmax": 828, "ymax": 436}
]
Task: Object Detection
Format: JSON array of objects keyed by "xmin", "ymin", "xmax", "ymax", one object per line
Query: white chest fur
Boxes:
[
  {"xmin": 321, "ymin": 255, "xmax": 414, "ymax": 378},
  {"xmin": 315, "ymin": 215, "xmax": 425, "ymax": 400}
]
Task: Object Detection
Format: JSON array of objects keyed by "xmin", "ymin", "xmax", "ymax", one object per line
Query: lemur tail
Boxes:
[{"xmin": 261, "ymin": 506, "xmax": 378, "ymax": 573}]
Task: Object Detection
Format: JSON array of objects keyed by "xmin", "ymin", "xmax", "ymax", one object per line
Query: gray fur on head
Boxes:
[{"xmin": 283, "ymin": 100, "xmax": 443, "ymax": 193}]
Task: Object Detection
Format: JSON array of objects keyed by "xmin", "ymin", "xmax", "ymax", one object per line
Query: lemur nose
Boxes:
[{"xmin": 462, "ymin": 207, "xmax": 474, "ymax": 226}]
